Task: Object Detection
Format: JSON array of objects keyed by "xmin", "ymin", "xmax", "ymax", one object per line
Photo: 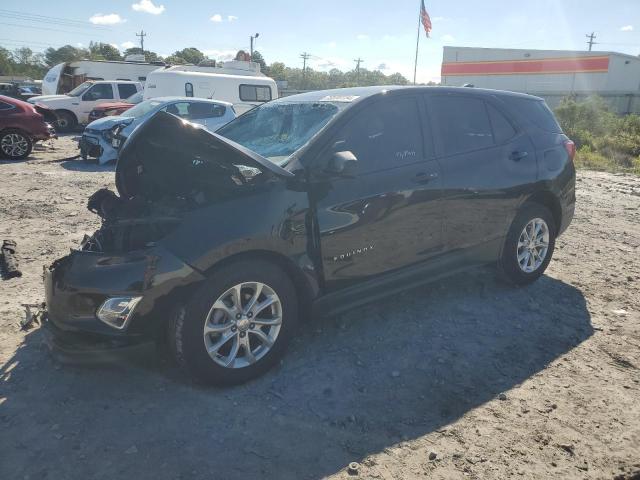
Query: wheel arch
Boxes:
[
  {"xmin": 201, "ymin": 249, "xmax": 318, "ymax": 320},
  {"xmin": 523, "ymin": 190, "xmax": 562, "ymax": 232},
  {"xmin": 54, "ymin": 109, "xmax": 78, "ymax": 123}
]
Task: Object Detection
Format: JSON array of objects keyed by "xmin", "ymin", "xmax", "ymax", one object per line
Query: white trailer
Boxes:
[
  {"xmin": 143, "ymin": 64, "xmax": 278, "ymax": 114},
  {"xmin": 42, "ymin": 60, "xmax": 166, "ymax": 95}
]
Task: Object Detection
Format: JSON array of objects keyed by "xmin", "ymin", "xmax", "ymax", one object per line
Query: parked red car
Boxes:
[
  {"xmin": 0, "ymin": 95, "xmax": 57, "ymax": 160},
  {"xmin": 87, "ymin": 91, "xmax": 143, "ymax": 123}
]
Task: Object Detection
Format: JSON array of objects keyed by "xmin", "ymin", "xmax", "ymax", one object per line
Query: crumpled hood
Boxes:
[
  {"xmin": 115, "ymin": 111, "xmax": 293, "ymax": 200},
  {"xmin": 28, "ymin": 94, "xmax": 70, "ymax": 104},
  {"xmin": 86, "ymin": 116, "xmax": 133, "ymax": 131}
]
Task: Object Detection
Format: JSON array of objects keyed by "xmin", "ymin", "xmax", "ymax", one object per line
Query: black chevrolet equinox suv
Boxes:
[{"xmin": 44, "ymin": 86, "xmax": 576, "ymax": 384}]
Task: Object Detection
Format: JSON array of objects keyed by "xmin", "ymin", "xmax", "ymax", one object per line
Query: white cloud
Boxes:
[
  {"xmin": 121, "ymin": 41, "xmax": 136, "ymax": 49},
  {"xmin": 432, "ymin": 16, "xmax": 445, "ymax": 23},
  {"xmin": 110, "ymin": 43, "xmax": 119, "ymax": 49},
  {"xmin": 76, "ymin": 42, "xmax": 84, "ymax": 47},
  {"xmin": 311, "ymin": 56, "xmax": 350, "ymax": 71},
  {"xmin": 210, "ymin": 14, "xmax": 223, "ymax": 22},
  {"xmin": 227, "ymin": 15, "xmax": 238, "ymax": 22},
  {"xmin": 621, "ymin": 25, "xmax": 633, "ymax": 32},
  {"xmin": 326, "ymin": 41, "xmax": 337, "ymax": 48},
  {"xmin": 441, "ymin": 34, "xmax": 455, "ymax": 42},
  {"xmin": 356, "ymin": 34, "xmax": 369, "ymax": 40},
  {"xmin": 132, "ymin": 0, "xmax": 165, "ymax": 15},
  {"xmin": 202, "ymin": 49, "xmax": 238, "ymax": 61},
  {"xmin": 89, "ymin": 13, "xmax": 125, "ymax": 25}
]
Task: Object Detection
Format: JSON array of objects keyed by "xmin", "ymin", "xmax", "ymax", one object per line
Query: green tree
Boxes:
[
  {"xmin": 0, "ymin": 46, "xmax": 15, "ymax": 75},
  {"xmin": 44, "ymin": 45, "xmax": 88, "ymax": 66},
  {"xmin": 172, "ymin": 47, "xmax": 205, "ymax": 65},
  {"xmin": 88, "ymin": 42, "xmax": 123, "ymax": 61},
  {"xmin": 164, "ymin": 55, "xmax": 186, "ymax": 65},
  {"xmin": 251, "ymin": 50, "xmax": 268, "ymax": 74},
  {"xmin": 123, "ymin": 47, "xmax": 163, "ymax": 62}
]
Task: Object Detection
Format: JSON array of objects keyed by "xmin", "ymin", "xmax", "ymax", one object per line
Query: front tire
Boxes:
[
  {"xmin": 170, "ymin": 259, "xmax": 298, "ymax": 385},
  {"xmin": 498, "ymin": 203, "xmax": 556, "ymax": 285},
  {"xmin": 0, "ymin": 129, "xmax": 32, "ymax": 159},
  {"xmin": 54, "ymin": 110, "xmax": 77, "ymax": 133}
]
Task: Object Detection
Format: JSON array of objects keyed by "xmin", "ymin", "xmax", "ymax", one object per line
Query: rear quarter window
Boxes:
[{"xmin": 509, "ymin": 98, "xmax": 562, "ymax": 133}]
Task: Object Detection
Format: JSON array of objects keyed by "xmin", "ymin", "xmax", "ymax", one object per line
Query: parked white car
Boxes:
[
  {"xmin": 28, "ymin": 81, "xmax": 142, "ymax": 131},
  {"xmin": 79, "ymin": 97, "xmax": 236, "ymax": 164}
]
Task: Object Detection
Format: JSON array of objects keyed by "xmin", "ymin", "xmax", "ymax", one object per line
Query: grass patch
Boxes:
[{"xmin": 555, "ymin": 96, "xmax": 640, "ymax": 175}]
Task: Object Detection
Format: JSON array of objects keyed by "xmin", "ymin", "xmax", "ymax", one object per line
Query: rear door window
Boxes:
[
  {"xmin": 187, "ymin": 102, "xmax": 226, "ymax": 119},
  {"xmin": 162, "ymin": 102, "xmax": 191, "ymax": 119},
  {"xmin": 117, "ymin": 83, "xmax": 138, "ymax": 99},
  {"xmin": 336, "ymin": 96, "xmax": 424, "ymax": 174},
  {"xmin": 487, "ymin": 103, "xmax": 517, "ymax": 144},
  {"xmin": 0, "ymin": 101, "xmax": 15, "ymax": 111},
  {"xmin": 430, "ymin": 95, "xmax": 493, "ymax": 155}
]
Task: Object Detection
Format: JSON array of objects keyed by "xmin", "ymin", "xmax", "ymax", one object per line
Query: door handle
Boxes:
[
  {"xmin": 413, "ymin": 171, "xmax": 439, "ymax": 184},
  {"xmin": 510, "ymin": 151, "xmax": 528, "ymax": 161}
]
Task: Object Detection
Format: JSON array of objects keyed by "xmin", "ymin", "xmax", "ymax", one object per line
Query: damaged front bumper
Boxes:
[
  {"xmin": 44, "ymin": 244, "xmax": 205, "ymax": 341},
  {"xmin": 79, "ymin": 131, "xmax": 117, "ymax": 164}
]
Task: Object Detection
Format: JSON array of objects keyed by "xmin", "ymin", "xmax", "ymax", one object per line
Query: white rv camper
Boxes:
[
  {"xmin": 143, "ymin": 62, "xmax": 278, "ymax": 114},
  {"xmin": 42, "ymin": 60, "xmax": 167, "ymax": 95}
]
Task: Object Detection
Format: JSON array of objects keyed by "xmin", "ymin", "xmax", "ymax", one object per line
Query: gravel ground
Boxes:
[{"xmin": 1, "ymin": 136, "xmax": 639, "ymax": 480}]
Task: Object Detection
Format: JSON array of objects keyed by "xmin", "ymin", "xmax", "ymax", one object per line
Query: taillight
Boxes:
[{"xmin": 564, "ymin": 139, "xmax": 576, "ymax": 162}]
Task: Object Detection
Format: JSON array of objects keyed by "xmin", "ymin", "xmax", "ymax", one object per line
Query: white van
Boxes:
[{"xmin": 144, "ymin": 69, "xmax": 278, "ymax": 114}]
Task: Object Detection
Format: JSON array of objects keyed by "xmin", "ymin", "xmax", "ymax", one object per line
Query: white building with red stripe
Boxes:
[{"xmin": 441, "ymin": 46, "xmax": 640, "ymax": 114}]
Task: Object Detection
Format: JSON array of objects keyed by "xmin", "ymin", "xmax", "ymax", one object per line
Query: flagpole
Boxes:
[{"xmin": 413, "ymin": 5, "xmax": 420, "ymax": 85}]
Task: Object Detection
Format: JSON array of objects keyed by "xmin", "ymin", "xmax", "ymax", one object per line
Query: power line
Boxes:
[
  {"xmin": 0, "ymin": 10, "xmax": 110, "ymax": 30},
  {"xmin": 586, "ymin": 32, "xmax": 597, "ymax": 51},
  {"xmin": 1, "ymin": 22, "xmax": 108, "ymax": 37}
]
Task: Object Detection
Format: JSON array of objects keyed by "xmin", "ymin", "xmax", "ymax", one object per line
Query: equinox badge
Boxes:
[{"xmin": 331, "ymin": 244, "xmax": 375, "ymax": 262}]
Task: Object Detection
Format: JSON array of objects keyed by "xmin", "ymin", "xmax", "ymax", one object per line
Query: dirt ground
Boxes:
[{"xmin": 1, "ymin": 136, "xmax": 639, "ymax": 480}]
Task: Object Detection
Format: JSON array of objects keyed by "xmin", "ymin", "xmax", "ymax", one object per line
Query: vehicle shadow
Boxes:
[
  {"xmin": 0, "ymin": 269, "xmax": 592, "ymax": 480},
  {"xmin": 59, "ymin": 159, "xmax": 115, "ymax": 172}
]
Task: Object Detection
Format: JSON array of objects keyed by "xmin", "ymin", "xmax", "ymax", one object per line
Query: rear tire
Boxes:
[
  {"xmin": 54, "ymin": 110, "xmax": 77, "ymax": 133},
  {"xmin": 498, "ymin": 203, "xmax": 556, "ymax": 285},
  {"xmin": 169, "ymin": 259, "xmax": 298, "ymax": 385},
  {"xmin": 0, "ymin": 129, "xmax": 32, "ymax": 159}
]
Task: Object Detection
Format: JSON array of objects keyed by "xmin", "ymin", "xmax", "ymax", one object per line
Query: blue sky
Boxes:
[{"xmin": 2, "ymin": 0, "xmax": 640, "ymax": 82}]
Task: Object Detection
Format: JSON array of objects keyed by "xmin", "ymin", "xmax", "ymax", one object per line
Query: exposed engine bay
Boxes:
[{"xmin": 78, "ymin": 111, "xmax": 293, "ymax": 253}]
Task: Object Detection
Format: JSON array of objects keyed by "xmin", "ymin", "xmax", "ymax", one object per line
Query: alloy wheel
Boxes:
[
  {"xmin": 1, "ymin": 133, "xmax": 29, "ymax": 158},
  {"xmin": 203, "ymin": 282, "xmax": 282, "ymax": 369},
  {"xmin": 517, "ymin": 218, "xmax": 549, "ymax": 273}
]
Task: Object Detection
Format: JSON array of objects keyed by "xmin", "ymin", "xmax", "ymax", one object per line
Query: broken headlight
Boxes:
[
  {"xmin": 106, "ymin": 121, "xmax": 132, "ymax": 149},
  {"xmin": 97, "ymin": 296, "xmax": 142, "ymax": 330}
]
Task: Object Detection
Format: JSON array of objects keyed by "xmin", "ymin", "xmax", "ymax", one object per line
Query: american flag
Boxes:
[{"xmin": 420, "ymin": 0, "xmax": 432, "ymax": 37}]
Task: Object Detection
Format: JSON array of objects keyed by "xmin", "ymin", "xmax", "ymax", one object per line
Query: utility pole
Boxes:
[
  {"xmin": 300, "ymin": 52, "xmax": 310, "ymax": 89},
  {"xmin": 136, "ymin": 29, "xmax": 146, "ymax": 52},
  {"xmin": 586, "ymin": 32, "xmax": 597, "ymax": 51},
  {"xmin": 250, "ymin": 33, "xmax": 259, "ymax": 59},
  {"xmin": 354, "ymin": 57, "xmax": 363, "ymax": 83}
]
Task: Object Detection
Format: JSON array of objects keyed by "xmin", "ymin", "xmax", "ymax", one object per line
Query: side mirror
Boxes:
[{"xmin": 325, "ymin": 150, "xmax": 358, "ymax": 177}]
